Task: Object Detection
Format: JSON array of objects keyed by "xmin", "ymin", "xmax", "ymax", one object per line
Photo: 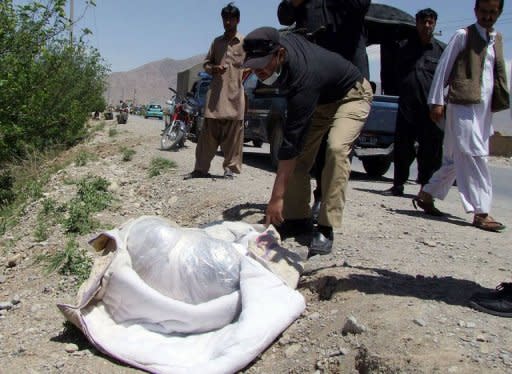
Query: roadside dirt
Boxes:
[{"xmin": 0, "ymin": 115, "xmax": 511, "ymax": 373}]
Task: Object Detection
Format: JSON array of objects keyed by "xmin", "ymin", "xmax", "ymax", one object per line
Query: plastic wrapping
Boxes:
[{"xmin": 124, "ymin": 217, "xmax": 242, "ymax": 305}]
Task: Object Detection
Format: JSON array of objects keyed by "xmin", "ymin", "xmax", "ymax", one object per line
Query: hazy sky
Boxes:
[{"xmin": 66, "ymin": 0, "xmax": 512, "ymax": 76}]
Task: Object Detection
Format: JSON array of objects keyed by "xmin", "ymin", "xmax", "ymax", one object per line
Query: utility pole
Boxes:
[{"xmin": 69, "ymin": 0, "xmax": 74, "ymax": 43}]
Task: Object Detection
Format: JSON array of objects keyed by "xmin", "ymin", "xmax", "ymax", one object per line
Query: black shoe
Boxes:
[
  {"xmin": 223, "ymin": 168, "xmax": 234, "ymax": 180},
  {"xmin": 311, "ymin": 199, "xmax": 321, "ymax": 225},
  {"xmin": 275, "ymin": 218, "xmax": 313, "ymax": 240},
  {"xmin": 469, "ymin": 283, "xmax": 512, "ymax": 318},
  {"xmin": 308, "ymin": 226, "xmax": 333, "ymax": 257},
  {"xmin": 382, "ymin": 185, "xmax": 404, "ymax": 196},
  {"xmin": 184, "ymin": 170, "xmax": 212, "ymax": 180}
]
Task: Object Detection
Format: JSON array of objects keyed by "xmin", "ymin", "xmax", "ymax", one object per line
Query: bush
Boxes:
[
  {"xmin": 0, "ymin": 171, "xmax": 15, "ymax": 207},
  {"xmin": 0, "ymin": 0, "xmax": 109, "ymax": 167},
  {"xmin": 148, "ymin": 157, "xmax": 176, "ymax": 177},
  {"xmin": 38, "ymin": 236, "xmax": 93, "ymax": 283}
]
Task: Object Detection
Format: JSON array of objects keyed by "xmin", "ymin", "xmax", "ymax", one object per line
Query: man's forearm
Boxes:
[{"xmin": 270, "ymin": 159, "xmax": 297, "ymax": 200}]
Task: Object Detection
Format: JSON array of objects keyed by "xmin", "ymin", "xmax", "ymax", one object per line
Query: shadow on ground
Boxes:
[
  {"xmin": 222, "ymin": 202, "xmax": 267, "ymax": 222},
  {"xmin": 300, "ymin": 264, "xmax": 489, "ymax": 308}
]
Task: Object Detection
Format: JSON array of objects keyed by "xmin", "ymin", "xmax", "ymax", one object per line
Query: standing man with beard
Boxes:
[
  {"xmin": 185, "ymin": 3, "xmax": 246, "ymax": 180},
  {"xmin": 277, "ymin": 0, "xmax": 371, "ymax": 221},
  {"xmin": 414, "ymin": 0, "xmax": 509, "ymax": 232},
  {"xmin": 383, "ymin": 9, "xmax": 445, "ymax": 197}
]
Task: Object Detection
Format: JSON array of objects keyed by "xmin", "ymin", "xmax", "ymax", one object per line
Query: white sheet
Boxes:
[{"xmin": 58, "ymin": 217, "xmax": 305, "ymax": 374}]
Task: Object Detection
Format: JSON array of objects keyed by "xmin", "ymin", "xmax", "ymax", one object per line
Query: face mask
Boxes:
[{"xmin": 261, "ymin": 66, "xmax": 282, "ymax": 86}]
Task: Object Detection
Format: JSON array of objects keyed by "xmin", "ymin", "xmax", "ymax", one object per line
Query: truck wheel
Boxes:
[
  {"xmin": 269, "ymin": 123, "xmax": 283, "ymax": 169},
  {"xmin": 252, "ymin": 139, "xmax": 263, "ymax": 148},
  {"xmin": 361, "ymin": 156, "xmax": 392, "ymax": 178}
]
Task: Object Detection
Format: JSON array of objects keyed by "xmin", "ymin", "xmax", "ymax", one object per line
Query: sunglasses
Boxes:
[{"xmin": 244, "ymin": 39, "xmax": 279, "ymax": 57}]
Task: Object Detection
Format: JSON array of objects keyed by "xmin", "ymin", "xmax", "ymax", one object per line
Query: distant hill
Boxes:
[{"xmin": 106, "ymin": 55, "xmax": 205, "ymax": 106}]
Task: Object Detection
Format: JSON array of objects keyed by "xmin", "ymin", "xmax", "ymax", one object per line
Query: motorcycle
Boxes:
[
  {"xmin": 160, "ymin": 89, "xmax": 199, "ymax": 150},
  {"xmin": 117, "ymin": 107, "xmax": 129, "ymax": 124}
]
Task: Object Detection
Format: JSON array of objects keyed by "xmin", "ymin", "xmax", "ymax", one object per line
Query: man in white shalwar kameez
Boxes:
[{"xmin": 414, "ymin": 0, "xmax": 510, "ymax": 232}]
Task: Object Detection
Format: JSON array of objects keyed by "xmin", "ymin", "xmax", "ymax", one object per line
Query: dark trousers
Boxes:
[{"xmin": 393, "ymin": 109, "xmax": 443, "ymax": 187}]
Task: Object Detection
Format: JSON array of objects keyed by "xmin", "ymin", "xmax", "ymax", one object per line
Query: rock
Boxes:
[
  {"xmin": 422, "ymin": 240, "xmax": 437, "ymax": 247},
  {"xmin": 284, "ymin": 344, "xmax": 302, "ymax": 358},
  {"xmin": 11, "ymin": 295, "xmax": 21, "ymax": 305},
  {"xmin": 413, "ymin": 318, "xmax": 427, "ymax": 327},
  {"xmin": 476, "ymin": 335, "xmax": 487, "ymax": 342},
  {"xmin": 0, "ymin": 275, "xmax": 6, "ymax": 284},
  {"xmin": 0, "ymin": 301, "xmax": 13, "ymax": 310},
  {"xmin": 64, "ymin": 343, "xmax": 79, "ymax": 353},
  {"xmin": 458, "ymin": 320, "xmax": 466, "ymax": 328},
  {"xmin": 448, "ymin": 366, "xmax": 458, "ymax": 373},
  {"xmin": 107, "ymin": 182, "xmax": 120, "ymax": 193},
  {"xmin": 309, "ymin": 312, "xmax": 321, "ymax": 320},
  {"xmin": 342, "ymin": 316, "xmax": 367, "ymax": 335},
  {"xmin": 466, "ymin": 322, "xmax": 476, "ymax": 329},
  {"xmin": 7, "ymin": 254, "xmax": 21, "ymax": 268}
]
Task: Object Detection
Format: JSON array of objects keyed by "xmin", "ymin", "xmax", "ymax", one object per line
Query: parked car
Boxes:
[
  {"xmin": 246, "ymin": 75, "xmax": 398, "ymax": 176},
  {"xmin": 353, "ymin": 96, "xmax": 398, "ymax": 177},
  {"xmin": 145, "ymin": 104, "xmax": 164, "ymax": 120}
]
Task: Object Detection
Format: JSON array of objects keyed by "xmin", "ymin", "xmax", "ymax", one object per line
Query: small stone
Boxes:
[
  {"xmin": 0, "ymin": 301, "xmax": 13, "ymax": 310},
  {"xmin": 413, "ymin": 318, "xmax": 427, "ymax": 327},
  {"xmin": 342, "ymin": 316, "xmax": 367, "ymax": 335},
  {"xmin": 11, "ymin": 295, "xmax": 21, "ymax": 305},
  {"xmin": 476, "ymin": 335, "xmax": 487, "ymax": 342},
  {"xmin": 466, "ymin": 322, "xmax": 476, "ymax": 329},
  {"xmin": 7, "ymin": 254, "xmax": 21, "ymax": 268},
  {"xmin": 458, "ymin": 320, "xmax": 466, "ymax": 328},
  {"xmin": 0, "ymin": 275, "xmax": 6, "ymax": 284},
  {"xmin": 309, "ymin": 312, "xmax": 321, "ymax": 320},
  {"xmin": 284, "ymin": 344, "xmax": 302, "ymax": 358},
  {"xmin": 423, "ymin": 240, "xmax": 437, "ymax": 247},
  {"xmin": 64, "ymin": 343, "xmax": 79, "ymax": 353},
  {"xmin": 448, "ymin": 366, "xmax": 458, "ymax": 373}
]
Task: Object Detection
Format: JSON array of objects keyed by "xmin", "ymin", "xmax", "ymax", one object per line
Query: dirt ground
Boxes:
[{"xmin": 0, "ymin": 115, "xmax": 511, "ymax": 373}]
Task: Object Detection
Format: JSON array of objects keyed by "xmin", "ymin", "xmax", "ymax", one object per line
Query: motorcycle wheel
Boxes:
[{"xmin": 160, "ymin": 121, "xmax": 184, "ymax": 150}]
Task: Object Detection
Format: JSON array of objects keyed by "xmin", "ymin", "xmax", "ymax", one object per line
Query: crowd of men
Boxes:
[{"xmin": 183, "ymin": 0, "xmax": 511, "ymax": 318}]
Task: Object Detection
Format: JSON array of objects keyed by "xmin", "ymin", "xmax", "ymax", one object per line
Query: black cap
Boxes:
[{"xmin": 243, "ymin": 27, "xmax": 281, "ymax": 69}]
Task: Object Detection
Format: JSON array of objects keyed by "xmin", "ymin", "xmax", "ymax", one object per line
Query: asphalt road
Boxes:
[
  {"xmin": 350, "ymin": 157, "xmax": 512, "ymax": 216},
  {"xmin": 241, "ymin": 142, "xmax": 511, "ymax": 218}
]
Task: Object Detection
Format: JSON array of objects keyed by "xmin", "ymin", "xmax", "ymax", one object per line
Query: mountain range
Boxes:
[{"xmin": 106, "ymin": 55, "xmax": 205, "ymax": 107}]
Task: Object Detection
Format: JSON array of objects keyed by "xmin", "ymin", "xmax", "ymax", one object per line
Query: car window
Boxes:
[{"xmin": 150, "ymin": 105, "xmax": 162, "ymax": 110}]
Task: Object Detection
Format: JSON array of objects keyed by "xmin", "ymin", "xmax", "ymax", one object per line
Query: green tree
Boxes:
[{"xmin": 0, "ymin": 0, "xmax": 109, "ymax": 165}]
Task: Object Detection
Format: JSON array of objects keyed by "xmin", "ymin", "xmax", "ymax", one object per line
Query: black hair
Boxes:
[
  {"xmin": 416, "ymin": 8, "xmax": 438, "ymax": 22},
  {"xmin": 475, "ymin": 0, "xmax": 504, "ymax": 11},
  {"xmin": 221, "ymin": 2, "xmax": 240, "ymax": 19}
]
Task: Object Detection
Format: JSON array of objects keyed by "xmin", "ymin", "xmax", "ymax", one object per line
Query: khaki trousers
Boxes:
[
  {"xmin": 194, "ymin": 118, "xmax": 244, "ymax": 174},
  {"xmin": 283, "ymin": 79, "xmax": 373, "ymax": 228}
]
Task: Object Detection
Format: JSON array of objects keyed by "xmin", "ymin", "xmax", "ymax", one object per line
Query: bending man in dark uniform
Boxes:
[
  {"xmin": 384, "ymin": 8, "xmax": 445, "ymax": 196},
  {"xmin": 243, "ymin": 27, "xmax": 373, "ymax": 257},
  {"xmin": 277, "ymin": 0, "xmax": 370, "ymax": 219}
]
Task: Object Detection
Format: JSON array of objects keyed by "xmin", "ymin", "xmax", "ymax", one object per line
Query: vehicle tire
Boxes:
[
  {"xmin": 252, "ymin": 139, "xmax": 263, "ymax": 148},
  {"xmin": 161, "ymin": 121, "xmax": 184, "ymax": 150},
  {"xmin": 361, "ymin": 156, "xmax": 392, "ymax": 178},
  {"xmin": 145, "ymin": 116, "xmax": 148, "ymax": 119},
  {"xmin": 269, "ymin": 123, "xmax": 283, "ymax": 169}
]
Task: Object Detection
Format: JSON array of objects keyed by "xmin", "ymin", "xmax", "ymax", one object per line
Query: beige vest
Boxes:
[{"xmin": 448, "ymin": 24, "xmax": 509, "ymax": 112}]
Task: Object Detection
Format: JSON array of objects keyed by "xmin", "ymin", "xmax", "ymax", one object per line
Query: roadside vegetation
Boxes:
[
  {"xmin": 148, "ymin": 157, "xmax": 177, "ymax": 177},
  {"xmin": 0, "ymin": 0, "xmax": 108, "ymax": 234}
]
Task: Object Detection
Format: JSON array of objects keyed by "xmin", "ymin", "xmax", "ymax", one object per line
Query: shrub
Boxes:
[
  {"xmin": 38, "ymin": 236, "xmax": 93, "ymax": 283},
  {"xmin": 120, "ymin": 147, "xmax": 136, "ymax": 162},
  {"xmin": 0, "ymin": 0, "xmax": 109, "ymax": 167},
  {"xmin": 148, "ymin": 157, "xmax": 176, "ymax": 178}
]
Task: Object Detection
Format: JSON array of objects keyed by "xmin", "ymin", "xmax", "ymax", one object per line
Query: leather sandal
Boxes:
[
  {"xmin": 412, "ymin": 196, "xmax": 445, "ymax": 217},
  {"xmin": 473, "ymin": 215, "xmax": 506, "ymax": 233}
]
